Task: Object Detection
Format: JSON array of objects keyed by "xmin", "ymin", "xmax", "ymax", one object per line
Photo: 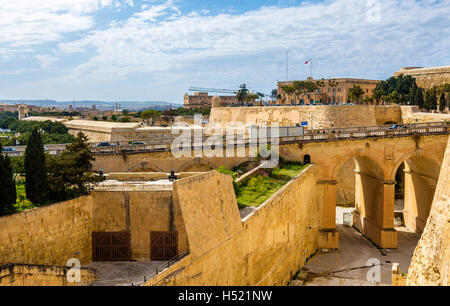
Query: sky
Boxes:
[{"xmin": 0, "ymin": 0, "xmax": 449, "ymax": 104}]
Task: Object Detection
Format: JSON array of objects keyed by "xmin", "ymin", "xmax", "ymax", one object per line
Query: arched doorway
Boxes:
[{"xmin": 303, "ymin": 154, "xmax": 311, "ymax": 164}]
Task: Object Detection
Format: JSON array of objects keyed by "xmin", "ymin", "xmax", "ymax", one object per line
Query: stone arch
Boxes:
[
  {"xmin": 176, "ymin": 158, "xmax": 216, "ymax": 172},
  {"xmin": 390, "ymin": 153, "xmax": 441, "ymax": 233},
  {"xmin": 303, "ymin": 154, "xmax": 311, "ymax": 164},
  {"xmin": 351, "ymin": 156, "xmax": 397, "ymax": 247},
  {"xmin": 389, "ymin": 151, "xmax": 441, "ymax": 182},
  {"xmin": 127, "ymin": 161, "xmax": 165, "ymax": 173}
]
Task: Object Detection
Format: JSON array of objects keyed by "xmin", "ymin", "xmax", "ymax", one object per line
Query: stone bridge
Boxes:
[{"xmin": 91, "ymin": 124, "xmax": 449, "ymax": 250}]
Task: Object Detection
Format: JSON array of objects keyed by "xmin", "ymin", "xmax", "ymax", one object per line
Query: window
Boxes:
[
  {"xmin": 333, "ymin": 88, "xmax": 336, "ymax": 93},
  {"xmin": 338, "ymin": 88, "xmax": 342, "ymax": 92}
]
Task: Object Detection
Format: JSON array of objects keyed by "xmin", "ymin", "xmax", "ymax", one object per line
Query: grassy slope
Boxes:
[{"xmin": 236, "ymin": 162, "xmax": 307, "ymax": 208}]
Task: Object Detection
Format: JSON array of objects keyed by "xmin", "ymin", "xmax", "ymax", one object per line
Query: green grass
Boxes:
[
  {"xmin": 13, "ymin": 180, "xmax": 38, "ymax": 212},
  {"xmin": 234, "ymin": 162, "xmax": 308, "ymax": 208}
]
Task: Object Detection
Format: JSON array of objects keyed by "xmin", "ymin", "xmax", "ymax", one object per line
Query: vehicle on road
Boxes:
[
  {"xmin": 130, "ymin": 141, "xmax": 146, "ymax": 145},
  {"xmin": 1, "ymin": 147, "xmax": 16, "ymax": 152},
  {"xmin": 95, "ymin": 142, "xmax": 117, "ymax": 147},
  {"xmin": 388, "ymin": 124, "xmax": 408, "ymax": 130}
]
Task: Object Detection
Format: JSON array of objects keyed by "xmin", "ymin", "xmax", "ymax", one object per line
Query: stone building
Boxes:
[
  {"xmin": 394, "ymin": 65, "xmax": 450, "ymax": 89},
  {"xmin": 277, "ymin": 77, "xmax": 379, "ymax": 105},
  {"xmin": 183, "ymin": 92, "xmax": 237, "ymax": 109}
]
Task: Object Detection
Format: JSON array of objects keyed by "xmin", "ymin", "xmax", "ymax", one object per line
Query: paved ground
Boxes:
[
  {"xmin": 291, "ymin": 207, "xmax": 421, "ymax": 286},
  {"xmin": 85, "ymin": 261, "xmax": 168, "ymax": 286}
]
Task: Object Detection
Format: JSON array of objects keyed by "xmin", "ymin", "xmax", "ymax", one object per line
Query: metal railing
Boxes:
[
  {"xmin": 2, "ymin": 122, "xmax": 449, "ymax": 156},
  {"xmin": 87, "ymin": 121, "xmax": 450, "ymax": 155}
]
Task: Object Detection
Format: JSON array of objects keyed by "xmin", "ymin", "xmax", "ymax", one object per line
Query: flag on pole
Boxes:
[{"xmin": 305, "ymin": 59, "xmax": 312, "ymax": 64}]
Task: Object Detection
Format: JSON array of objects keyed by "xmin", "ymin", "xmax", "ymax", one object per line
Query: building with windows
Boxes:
[
  {"xmin": 276, "ymin": 77, "xmax": 379, "ymax": 105},
  {"xmin": 184, "ymin": 92, "xmax": 237, "ymax": 109}
]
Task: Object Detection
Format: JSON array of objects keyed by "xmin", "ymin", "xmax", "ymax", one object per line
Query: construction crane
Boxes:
[{"xmin": 188, "ymin": 87, "xmax": 238, "ymax": 94}]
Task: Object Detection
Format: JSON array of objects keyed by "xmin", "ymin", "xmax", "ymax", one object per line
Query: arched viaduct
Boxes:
[
  {"xmin": 280, "ymin": 134, "xmax": 448, "ymax": 249},
  {"xmin": 91, "ymin": 133, "xmax": 449, "ymax": 249}
]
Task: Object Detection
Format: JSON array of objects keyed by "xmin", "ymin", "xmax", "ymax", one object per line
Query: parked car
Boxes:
[
  {"xmin": 95, "ymin": 141, "xmax": 116, "ymax": 147},
  {"xmin": 388, "ymin": 124, "xmax": 408, "ymax": 130},
  {"xmin": 130, "ymin": 141, "xmax": 146, "ymax": 146},
  {"xmin": 1, "ymin": 147, "xmax": 16, "ymax": 152}
]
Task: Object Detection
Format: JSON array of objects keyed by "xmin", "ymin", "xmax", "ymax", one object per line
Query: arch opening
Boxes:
[
  {"xmin": 303, "ymin": 154, "xmax": 311, "ymax": 165},
  {"xmin": 393, "ymin": 156, "xmax": 440, "ymax": 233}
]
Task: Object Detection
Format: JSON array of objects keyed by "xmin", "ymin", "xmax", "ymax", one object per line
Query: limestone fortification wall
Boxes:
[
  {"xmin": 90, "ymin": 191, "xmax": 188, "ymax": 260},
  {"xmin": 394, "ymin": 66, "xmax": 450, "ymax": 89},
  {"xmin": 401, "ymin": 106, "xmax": 450, "ymax": 124},
  {"xmin": 0, "ymin": 196, "xmax": 93, "ymax": 266},
  {"xmin": 0, "ymin": 190, "xmax": 188, "ymax": 266},
  {"xmin": 406, "ymin": 136, "xmax": 450, "ymax": 286},
  {"xmin": 209, "ymin": 105, "xmax": 402, "ymax": 130},
  {"xmin": 145, "ymin": 166, "xmax": 321, "ymax": 286},
  {"xmin": 0, "ymin": 264, "xmax": 95, "ymax": 286}
]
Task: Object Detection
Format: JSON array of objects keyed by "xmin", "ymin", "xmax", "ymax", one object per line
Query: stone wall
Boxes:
[
  {"xmin": 0, "ymin": 264, "xmax": 96, "ymax": 286},
  {"xmin": 92, "ymin": 150, "xmax": 251, "ymax": 173},
  {"xmin": 401, "ymin": 106, "xmax": 450, "ymax": 124},
  {"xmin": 0, "ymin": 196, "xmax": 93, "ymax": 266},
  {"xmin": 145, "ymin": 166, "xmax": 321, "ymax": 286},
  {"xmin": 0, "ymin": 190, "xmax": 188, "ymax": 266},
  {"xmin": 406, "ymin": 136, "xmax": 450, "ymax": 286},
  {"xmin": 209, "ymin": 105, "xmax": 402, "ymax": 130},
  {"xmin": 91, "ymin": 191, "xmax": 188, "ymax": 260},
  {"xmin": 394, "ymin": 66, "xmax": 450, "ymax": 89}
]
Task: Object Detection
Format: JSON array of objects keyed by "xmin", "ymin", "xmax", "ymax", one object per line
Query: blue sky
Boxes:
[{"xmin": 0, "ymin": 0, "xmax": 449, "ymax": 104}]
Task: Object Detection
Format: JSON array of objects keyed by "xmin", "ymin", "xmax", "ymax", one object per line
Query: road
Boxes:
[{"xmin": 291, "ymin": 208, "xmax": 421, "ymax": 286}]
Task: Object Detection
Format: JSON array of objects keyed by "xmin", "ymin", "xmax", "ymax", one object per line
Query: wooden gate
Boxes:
[
  {"xmin": 92, "ymin": 231, "xmax": 131, "ymax": 261},
  {"xmin": 150, "ymin": 231, "xmax": 178, "ymax": 261}
]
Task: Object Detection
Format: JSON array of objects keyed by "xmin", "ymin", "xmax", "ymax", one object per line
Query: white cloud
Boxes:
[
  {"xmin": 56, "ymin": 0, "xmax": 450, "ymax": 82},
  {"xmin": 0, "ymin": 0, "xmax": 134, "ymax": 52},
  {"xmin": 34, "ymin": 54, "xmax": 60, "ymax": 69}
]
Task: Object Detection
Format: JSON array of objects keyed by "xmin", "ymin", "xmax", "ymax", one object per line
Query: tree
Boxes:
[
  {"xmin": 24, "ymin": 128, "xmax": 48, "ymax": 204},
  {"xmin": 372, "ymin": 87, "xmax": 384, "ymax": 104},
  {"xmin": 281, "ymin": 85, "xmax": 295, "ymax": 104},
  {"xmin": 236, "ymin": 84, "xmax": 249, "ymax": 104},
  {"xmin": 122, "ymin": 109, "xmax": 130, "ymax": 116},
  {"xmin": 0, "ymin": 143, "xmax": 17, "ymax": 215},
  {"xmin": 120, "ymin": 116, "xmax": 131, "ymax": 123},
  {"xmin": 439, "ymin": 92, "xmax": 446, "ymax": 112},
  {"xmin": 415, "ymin": 88, "xmax": 424, "ymax": 109},
  {"xmin": 385, "ymin": 90, "xmax": 402, "ymax": 104},
  {"xmin": 270, "ymin": 89, "xmax": 278, "ymax": 102},
  {"xmin": 409, "ymin": 83, "xmax": 418, "ymax": 105},
  {"xmin": 348, "ymin": 85, "xmax": 365, "ymax": 103},
  {"xmin": 424, "ymin": 88, "xmax": 437, "ymax": 111},
  {"xmin": 375, "ymin": 75, "xmax": 417, "ymax": 104},
  {"xmin": 140, "ymin": 110, "xmax": 161, "ymax": 126},
  {"xmin": 292, "ymin": 80, "xmax": 318, "ymax": 104},
  {"xmin": 47, "ymin": 132, "xmax": 100, "ymax": 202},
  {"xmin": 110, "ymin": 114, "xmax": 117, "ymax": 121}
]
